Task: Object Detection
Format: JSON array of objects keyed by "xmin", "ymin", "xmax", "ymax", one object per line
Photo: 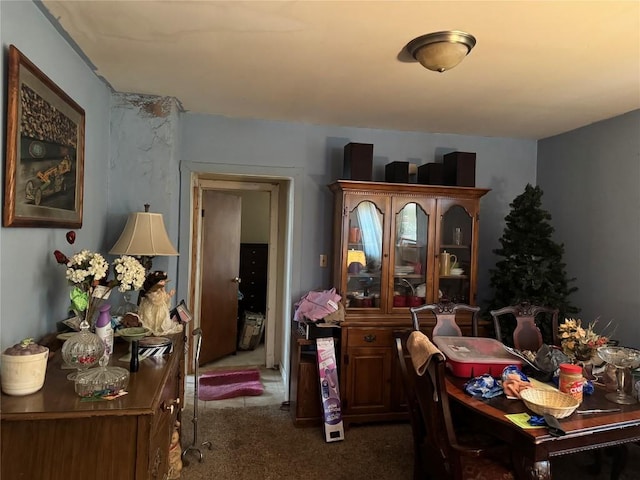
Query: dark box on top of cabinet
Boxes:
[
  {"xmin": 417, "ymin": 163, "xmax": 444, "ymax": 185},
  {"xmin": 343, "ymin": 143, "xmax": 373, "ymax": 181},
  {"xmin": 385, "ymin": 161, "xmax": 410, "ymax": 183},
  {"xmin": 443, "ymin": 152, "xmax": 476, "ymax": 187}
]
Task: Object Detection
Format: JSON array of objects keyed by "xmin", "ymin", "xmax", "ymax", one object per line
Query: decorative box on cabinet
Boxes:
[
  {"xmin": 443, "ymin": 151, "xmax": 476, "ymax": 187},
  {"xmin": 417, "ymin": 163, "xmax": 444, "ymax": 185},
  {"xmin": 1, "ymin": 333, "xmax": 185, "ymax": 480},
  {"xmin": 328, "ymin": 180, "xmax": 489, "ymax": 424},
  {"xmin": 343, "ymin": 142, "xmax": 373, "ymax": 181},
  {"xmin": 385, "ymin": 161, "xmax": 410, "ymax": 183}
]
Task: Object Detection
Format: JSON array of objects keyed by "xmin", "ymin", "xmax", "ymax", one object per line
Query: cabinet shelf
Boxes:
[
  {"xmin": 440, "ymin": 275, "xmax": 469, "ymax": 279},
  {"xmin": 440, "ymin": 244, "xmax": 470, "ymax": 249}
]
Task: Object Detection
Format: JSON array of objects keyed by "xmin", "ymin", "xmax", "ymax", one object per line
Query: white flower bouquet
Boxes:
[{"xmin": 55, "ymin": 238, "xmax": 145, "ymax": 327}]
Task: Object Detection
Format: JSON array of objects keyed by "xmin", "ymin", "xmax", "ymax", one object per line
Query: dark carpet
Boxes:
[{"xmin": 179, "ymin": 404, "xmax": 640, "ymax": 479}]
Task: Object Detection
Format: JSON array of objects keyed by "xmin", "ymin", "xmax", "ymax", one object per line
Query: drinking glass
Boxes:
[{"xmin": 453, "ymin": 227, "xmax": 463, "ymax": 245}]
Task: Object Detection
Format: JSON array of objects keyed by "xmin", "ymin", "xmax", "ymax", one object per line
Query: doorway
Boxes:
[{"xmin": 190, "ymin": 176, "xmax": 284, "ymax": 372}]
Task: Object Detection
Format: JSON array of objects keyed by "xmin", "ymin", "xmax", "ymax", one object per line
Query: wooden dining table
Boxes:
[{"xmin": 446, "ymin": 375, "xmax": 640, "ymax": 480}]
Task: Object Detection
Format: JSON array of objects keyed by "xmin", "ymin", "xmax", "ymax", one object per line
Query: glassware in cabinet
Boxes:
[
  {"xmin": 437, "ymin": 202, "xmax": 474, "ymax": 304},
  {"xmin": 391, "ymin": 199, "xmax": 431, "ymax": 309},
  {"xmin": 345, "ymin": 198, "xmax": 385, "ymax": 309}
]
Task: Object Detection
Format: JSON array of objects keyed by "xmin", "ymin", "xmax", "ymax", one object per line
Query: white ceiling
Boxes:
[{"xmin": 41, "ymin": 1, "xmax": 640, "ymax": 140}]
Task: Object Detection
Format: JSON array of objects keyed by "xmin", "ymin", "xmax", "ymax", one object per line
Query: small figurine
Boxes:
[
  {"xmin": 167, "ymin": 421, "xmax": 183, "ymax": 479},
  {"xmin": 138, "ymin": 271, "xmax": 182, "ymax": 335}
]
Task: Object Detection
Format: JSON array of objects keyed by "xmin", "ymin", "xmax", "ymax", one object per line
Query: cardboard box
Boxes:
[
  {"xmin": 443, "ymin": 152, "xmax": 476, "ymax": 187},
  {"xmin": 343, "ymin": 143, "xmax": 373, "ymax": 181},
  {"xmin": 238, "ymin": 311, "xmax": 265, "ymax": 350},
  {"xmin": 316, "ymin": 337, "xmax": 345, "ymax": 442},
  {"xmin": 296, "ymin": 321, "xmax": 341, "ymax": 340}
]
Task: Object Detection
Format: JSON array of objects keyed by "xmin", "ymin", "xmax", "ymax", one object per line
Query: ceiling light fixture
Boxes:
[{"xmin": 407, "ymin": 30, "xmax": 476, "ymax": 73}]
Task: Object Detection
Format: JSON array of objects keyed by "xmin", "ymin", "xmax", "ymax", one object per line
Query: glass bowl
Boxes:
[
  {"xmin": 74, "ymin": 358, "xmax": 130, "ymax": 398},
  {"xmin": 61, "ymin": 323, "xmax": 105, "ymax": 380}
]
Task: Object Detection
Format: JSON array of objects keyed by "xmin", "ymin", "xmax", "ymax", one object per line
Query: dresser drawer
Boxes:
[{"xmin": 347, "ymin": 328, "xmax": 392, "ymax": 347}]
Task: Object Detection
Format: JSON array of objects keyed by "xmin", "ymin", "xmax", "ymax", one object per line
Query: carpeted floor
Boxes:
[{"xmin": 179, "ymin": 404, "xmax": 640, "ymax": 480}]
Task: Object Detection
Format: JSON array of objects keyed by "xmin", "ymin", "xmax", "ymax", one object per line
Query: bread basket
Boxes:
[{"xmin": 520, "ymin": 388, "xmax": 580, "ymax": 419}]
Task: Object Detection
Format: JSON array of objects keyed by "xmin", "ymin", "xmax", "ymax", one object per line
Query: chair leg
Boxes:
[
  {"xmin": 588, "ymin": 446, "xmax": 629, "ymax": 480},
  {"xmin": 610, "ymin": 445, "xmax": 628, "ymax": 480},
  {"xmin": 589, "ymin": 450, "xmax": 603, "ymax": 475},
  {"xmin": 413, "ymin": 441, "xmax": 429, "ymax": 480}
]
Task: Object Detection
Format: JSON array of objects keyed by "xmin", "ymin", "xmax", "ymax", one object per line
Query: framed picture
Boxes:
[
  {"xmin": 171, "ymin": 299, "xmax": 193, "ymax": 324},
  {"xmin": 3, "ymin": 45, "xmax": 85, "ymax": 228}
]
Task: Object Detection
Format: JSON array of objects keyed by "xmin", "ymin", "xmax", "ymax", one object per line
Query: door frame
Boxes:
[
  {"xmin": 179, "ymin": 162, "xmax": 302, "ymax": 399},
  {"xmin": 194, "ymin": 178, "xmax": 279, "ymax": 368}
]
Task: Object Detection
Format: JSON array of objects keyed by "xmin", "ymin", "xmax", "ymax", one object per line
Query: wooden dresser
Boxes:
[
  {"xmin": 1, "ymin": 332, "xmax": 185, "ymax": 480},
  {"xmin": 239, "ymin": 243, "xmax": 268, "ymax": 314}
]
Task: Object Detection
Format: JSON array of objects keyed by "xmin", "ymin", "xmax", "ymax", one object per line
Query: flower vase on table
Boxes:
[
  {"xmin": 558, "ymin": 317, "xmax": 610, "ymax": 380},
  {"xmin": 53, "ymin": 231, "xmax": 147, "ymax": 380}
]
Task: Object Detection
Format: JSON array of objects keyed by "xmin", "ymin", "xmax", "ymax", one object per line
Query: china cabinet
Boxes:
[{"xmin": 328, "ymin": 180, "xmax": 489, "ymax": 424}]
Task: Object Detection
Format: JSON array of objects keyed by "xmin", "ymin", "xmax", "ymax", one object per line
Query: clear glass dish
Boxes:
[{"xmin": 74, "ymin": 357, "xmax": 129, "ymax": 398}]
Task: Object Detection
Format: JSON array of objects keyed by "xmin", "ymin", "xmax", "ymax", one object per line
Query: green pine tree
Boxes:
[{"xmin": 487, "ymin": 184, "xmax": 578, "ymax": 343}]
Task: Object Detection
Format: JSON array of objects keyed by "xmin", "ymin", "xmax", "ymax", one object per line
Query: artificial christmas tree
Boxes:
[{"xmin": 487, "ymin": 184, "xmax": 578, "ymax": 344}]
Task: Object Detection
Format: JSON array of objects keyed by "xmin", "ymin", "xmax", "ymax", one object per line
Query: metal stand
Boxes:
[{"xmin": 182, "ymin": 328, "xmax": 212, "ymax": 463}]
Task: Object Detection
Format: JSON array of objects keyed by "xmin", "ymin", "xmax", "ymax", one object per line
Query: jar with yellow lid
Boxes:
[{"xmin": 558, "ymin": 363, "xmax": 584, "ymax": 403}]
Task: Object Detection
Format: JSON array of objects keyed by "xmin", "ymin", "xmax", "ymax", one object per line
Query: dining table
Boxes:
[{"xmin": 446, "ymin": 375, "xmax": 640, "ymax": 480}]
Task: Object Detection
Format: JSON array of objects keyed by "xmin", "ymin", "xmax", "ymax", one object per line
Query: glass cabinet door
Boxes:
[
  {"xmin": 391, "ymin": 200, "xmax": 429, "ymax": 309},
  {"xmin": 345, "ymin": 200, "xmax": 384, "ymax": 309},
  {"xmin": 438, "ymin": 204, "xmax": 473, "ymax": 303}
]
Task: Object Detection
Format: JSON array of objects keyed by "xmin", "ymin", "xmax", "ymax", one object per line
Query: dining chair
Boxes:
[
  {"xmin": 490, "ymin": 302, "xmax": 559, "ymax": 351},
  {"xmin": 399, "ymin": 328, "xmax": 515, "ymax": 480},
  {"xmin": 410, "ymin": 301, "xmax": 481, "ymax": 337},
  {"xmin": 394, "ymin": 331, "xmax": 427, "ymax": 480}
]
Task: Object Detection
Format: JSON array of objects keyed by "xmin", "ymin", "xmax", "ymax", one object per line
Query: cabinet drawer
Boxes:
[{"xmin": 347, "ymin": 328, "xmax": 392, "ymax": 347}]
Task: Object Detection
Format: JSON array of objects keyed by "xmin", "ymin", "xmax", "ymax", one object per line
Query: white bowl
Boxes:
[{"xmin": 450, "ymin": 268, "xmax": 464, "ymax": 275}]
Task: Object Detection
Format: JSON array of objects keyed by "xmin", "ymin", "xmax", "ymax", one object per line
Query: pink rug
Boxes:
[{"xmin": 198, "ymin": 368, "xmax": 264, "ymax": 401}]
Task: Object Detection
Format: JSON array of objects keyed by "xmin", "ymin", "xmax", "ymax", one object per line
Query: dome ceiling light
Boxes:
[{"xmin": 407, "ymin": 30, "xmax": 477, "ymax": 73}]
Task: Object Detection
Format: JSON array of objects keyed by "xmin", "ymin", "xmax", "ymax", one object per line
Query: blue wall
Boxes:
[
  {"xmin": 0, "ymin": 1, "xmax": 112, "ymax": 350},
  {"xmin": 538, "ymin": 110, "xmax": 640, "ymax": 348},
  {"xmin": 179, "ymin": 114, "xmax": 538, "ymax": 306}
]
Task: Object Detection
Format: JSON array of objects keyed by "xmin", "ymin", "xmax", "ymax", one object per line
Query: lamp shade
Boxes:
[
  {"xmin": 109, "ymin": 211, "xmax": 178, "ymax": 257},
  {"xmin": 346, "ymin": 249, "xmax": 366, "ymax": 268}
]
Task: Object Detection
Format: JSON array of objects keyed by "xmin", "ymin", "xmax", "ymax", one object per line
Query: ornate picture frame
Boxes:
[{"xmin": 3, "ymin": 44, "xmax": 85, "ymax": 228}]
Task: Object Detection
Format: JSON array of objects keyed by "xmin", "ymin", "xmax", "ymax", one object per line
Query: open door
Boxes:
[{"xmin": 199, "ymin": 190, "xmax": 241, "ymax": 365}]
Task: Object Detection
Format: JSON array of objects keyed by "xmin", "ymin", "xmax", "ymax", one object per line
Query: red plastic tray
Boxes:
[{"xmin": 432, "ymin": 336, "xmax": 522, "ymax": 378}]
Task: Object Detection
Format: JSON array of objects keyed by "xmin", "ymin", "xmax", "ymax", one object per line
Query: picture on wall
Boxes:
[{"xmin": 3, "ymin": 44, "xmax": 85, "ymax": 228}]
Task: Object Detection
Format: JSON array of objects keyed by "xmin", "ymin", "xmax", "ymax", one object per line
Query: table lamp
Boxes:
[
  {"xmin": 347, "ymin": 249, "xmax": 366, "ymax": 273},
  {"xmin": 109, "ymin": 204, "xmax": 178, "ymax": 272}
]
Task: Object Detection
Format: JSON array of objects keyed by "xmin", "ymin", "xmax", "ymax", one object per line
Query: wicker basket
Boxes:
[{"xmin": 520, "ymin": 388, "xmax": 580, "ymax": 419}]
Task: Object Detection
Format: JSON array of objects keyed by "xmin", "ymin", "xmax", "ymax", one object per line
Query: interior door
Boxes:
[{"xmin": 199, "ymin": 190, "xmax": 242, "ymax": 365}]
